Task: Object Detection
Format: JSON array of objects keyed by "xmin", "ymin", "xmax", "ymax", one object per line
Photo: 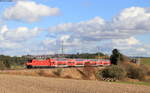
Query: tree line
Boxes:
[
  {"xmin": 65, "ymin": 52, "xmax": 109, "ymax": 59},
  {"xmin": 0, "ymin": 49, "xmax": 130, "ymax": 70},
  {"xmin": 0, "ymin": 55, "xmax": 30, "ymax": 69}
]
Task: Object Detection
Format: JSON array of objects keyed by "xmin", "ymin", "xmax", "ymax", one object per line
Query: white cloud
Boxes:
[
  {"xmin": 112, "ymin": 7, "xmax": 150, "ymax": 33},
  {"xmin": 0, "ymin": 25, "xmax": 41, "ymax": 42},
  {"xmin": 0, "ymin": 6, "xmax": 150, "ymax": 56},
  {"xmin": 48, "ymin": 7, "xmax": 150, "ymax": 44},
  {"xmin": 3, "ymin": 1, "xmax": 60, "ymax": 22},
  {"xmin": 0, "ymin": 0, "xmax": 28, "ymax": 1},
  {"xmin": 48, "ymin": 17, "xmax": 107, "ymax": 41},
  {"xmin": 0, "ymin": 25, "xmax": 42, "ymax": 52},
  {"xmin": 12, "ymin": 0, "xmax": 28, "ymax": 1},
  {"xmin": 136, "ymin": 48, "xmax": 146, "ymax": 52},
  {"xmin": 60, "ymin": 35, "xmax": 71, "ymax": 41},
  {"xmin": 112, "ymin": 37, "xmax": 140, "ymax": 46},
  {"xmin": 46, "ymin": 7, "xmax": 150, "ymax": 56},
  {"xmin": 0, "ymin": 41, "xmax": 21, "ymax": 49},
  {"xmin": 43, "ymin": 38, "xmax": 56, "ymax": 46}
]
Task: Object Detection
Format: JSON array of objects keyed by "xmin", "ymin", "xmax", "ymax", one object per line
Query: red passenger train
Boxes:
[{"xmin": 26, "ymin": 58, "xmax": 111, "ymax": 68}]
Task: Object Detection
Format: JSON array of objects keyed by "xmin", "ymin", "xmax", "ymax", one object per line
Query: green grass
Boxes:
[
  {"xmin": 10, "ymin": 65, "xmax": 25, "ymax": 70},
  {"xmin": 116, "ymin": 81, "xmax": 150, "ymax": 86},
  {"xmin": 141, "ymin": 58, "xmax": 150, "ymax": 68},
  {"xmin": 115, "ymin": 58, "xmax": 150, "ymax": 86}
]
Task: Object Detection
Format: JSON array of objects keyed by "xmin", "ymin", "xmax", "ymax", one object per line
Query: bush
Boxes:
[
  {"xmin": 83, "ymin": 66, "xmax": 96, "ymax": 77},
  {"xmin": 38, "ymin": 70, "xmax": 46, "ymax": 76},
  {"xmin": 37, "ymin": 70, "xmax": 51, "ymax": 77},
  {"xmin": 53, "ymin": 68, "xmax": 63, "ymax": 76},
  {"xmin": 125, "ymin": 63, "xmax": 146, "ymax": 80},
  {"xmin": 97, "ymin": 65, "xmax": 126, "ymax": 80},
  {"xmin": 140, "ymin": 64, "xmax": 150, "ymax": 76},
  {"xmin": 0, "ymin": 61, "xmax": 6, "ymax": 70}
]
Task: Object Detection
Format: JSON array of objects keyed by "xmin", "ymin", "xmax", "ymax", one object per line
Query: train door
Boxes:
[{"xmin": 67, "ymin": 59, "xmax": 75, "ymax": 67}]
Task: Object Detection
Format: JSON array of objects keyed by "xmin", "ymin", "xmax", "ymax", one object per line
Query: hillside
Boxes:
[
  {"xmin": 0, "ymin": 74, "xmax": 150, "ymax": 93},
  {"xmin": 0, "ymin": 67, "xmax": 103, "ymax": 80},
  {"xmin": 141, "ymin": 58, "xmax": 150, "ymax": 68}
]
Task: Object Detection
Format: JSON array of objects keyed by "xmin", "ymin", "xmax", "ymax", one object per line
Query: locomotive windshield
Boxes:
[{"xmin": 28, "ymin": 59, "xmax": 32, "ymax": 63}]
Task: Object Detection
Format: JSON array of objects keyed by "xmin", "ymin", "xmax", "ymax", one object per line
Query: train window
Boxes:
[
  {"xmin": 85, "ymin": 61, "xmax": 90, "ymax": 63},
  {"xmin": 90, "ymin": 59, "xmax": 98, "ymax": 61},
  {"xmin": 76, "ymin": 59, "xmax": 85, "ymax": 61},
  {"xmin": 57, "ymin": 63, "xmax": 66, "ymax": 65},
  {"xmin": 56, "ymin": 58, "xmax": 67, "ymax": 61},
  {"xmin": 68, "ymin": 62, "xmax": 74, "ymax": 63},
  {"xmin": 76, "ymin": 63, "xmax": 83, "ymax": 65}
]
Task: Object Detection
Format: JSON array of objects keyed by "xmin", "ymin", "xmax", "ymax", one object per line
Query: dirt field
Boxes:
[
  {"xmin": 0, "ymin": 67, "xmax": 103, "ymax": 80},
  {"xmin": 0, "ymin": 74, "xmax": 150, "ymax": 93}
]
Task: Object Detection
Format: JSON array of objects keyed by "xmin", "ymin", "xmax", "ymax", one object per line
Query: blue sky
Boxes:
[
  {"xmin": 0, "ymin": 0, "xmax": 150, "ymax": 56},
  {"xmin": 2, "ymin": 0, "xmax": 150, "ymax": 27}
]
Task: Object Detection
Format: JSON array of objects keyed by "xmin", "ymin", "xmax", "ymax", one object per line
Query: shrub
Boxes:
[
  {"xmin": 148, "ymin": 71, "xmax": 150, "ymax": 76},
  {"xmin": 37, "ymin": 70, "xmax": 46, "ymax": 76},
  {"xmin": 76, "ymin": 67, "xmax": 96, "ymax": 80},
  {"xmin": 140, "ymin": 64, "xmax": 150, "ymax": 76},
  {"xmin": 0, "ymin": 61, "xmax": 7, "ymax": 70},
  {"xmin": 125, "ymin": 63, "xmax": 146, "ymax": 81},
  {"xmin": 83, "ymin": 66, "xmax": 96, "ymax": 77},
  {"xmin": 64, "ymin": 75, "xmax": 72, "ymax": 79},
  {"xmin": 97, "ymin": 65, "xmax": 126, "ymax": 80},
  {"xmin": 53, "ymin": 68, "xmax": 63, "ymax": 76}
]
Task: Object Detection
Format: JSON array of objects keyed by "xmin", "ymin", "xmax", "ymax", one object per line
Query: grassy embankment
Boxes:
[
  {"xmin": 117, "ymin": 57, "xmax": 150, "ymax": 86},
  {"xmin": 116, "ymin": 81, "xmax": 150, "ymax": 86},
  {"xmin": 141, "ymin": 57, "xmax": 150, "ymax": 68},
  {"xmin": 0, "ymin": 57, "xmax": 150, "ymax": 86}
]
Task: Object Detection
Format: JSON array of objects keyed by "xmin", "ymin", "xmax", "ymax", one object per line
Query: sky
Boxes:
[{"xmin": 0, "ymin": 0, "xmax": 150, "ymax": 56}]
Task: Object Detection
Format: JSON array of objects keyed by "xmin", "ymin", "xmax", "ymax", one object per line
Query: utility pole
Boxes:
[
  {"xmin": 61, "ymin": 40, "xmax": 64, "ymax": 57},
  {"xmin": 97, "ymin": 46, "xmax": 100, "ymax": 59}
]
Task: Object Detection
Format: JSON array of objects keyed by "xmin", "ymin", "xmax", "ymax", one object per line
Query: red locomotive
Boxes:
[{"xmin": 26, "ymin": 58, "xmax": 111, "ymax": 68}]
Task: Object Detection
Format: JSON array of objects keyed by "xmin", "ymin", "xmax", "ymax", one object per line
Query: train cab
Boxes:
[{"xmin": 75, "ymin": 59, "xmax": 85, "ymax": 67}]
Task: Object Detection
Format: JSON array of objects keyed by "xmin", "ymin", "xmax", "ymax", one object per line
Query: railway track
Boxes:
[{"xmin": 0, "ymin": 66, "xmax": 105, "ymax": 71}]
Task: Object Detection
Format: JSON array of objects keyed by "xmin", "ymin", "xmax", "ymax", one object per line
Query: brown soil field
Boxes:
[
  {"xmin": 0, "ymin": 67, "xmax": 104, "ymax": 80},
  {"xmin": 0, "ymin": 74, "xmax": 150, "ymax": 93}
]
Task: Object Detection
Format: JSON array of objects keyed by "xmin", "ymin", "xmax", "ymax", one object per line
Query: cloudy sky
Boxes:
[{"xmin": 0, "ymin": 0, "xmax": 150, "ymax": 56}]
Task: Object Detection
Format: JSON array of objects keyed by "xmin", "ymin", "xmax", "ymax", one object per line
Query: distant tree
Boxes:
[
  {"xmin": 110, "ymin": 49, "xmax": 121, "ymax": 65},
  {"xmin": 0, "ymin": 55, "xmax": 31, "ymax": 69},
  {"xmin": 66, "ymin": 52, "xmax": 106, "ymax": 59},
  {"xmin": 0, "ymin": 61, "xmax": 6, "ymax": 70},
  {"xmin": 3, "ymin": 59, "xmax": 11, "ymax": 69},
  {"xmin": 110, "ymin": 49, "xmax": 130, "ymax": 65}
]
